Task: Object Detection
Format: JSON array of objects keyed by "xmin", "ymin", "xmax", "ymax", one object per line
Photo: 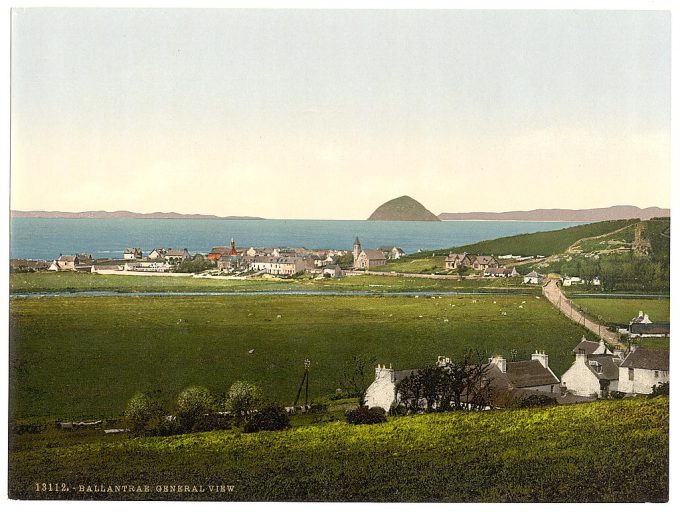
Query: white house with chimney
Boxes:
[
  {"xmin": 364, "ymin": 351, "xmax": 560, "ymax": 411},
  {"xmin": 561, "ymin": 337, "xmax": 622, "ymax": 398},
  {"xmin": 617, "ymin": 347, "xmax": 669, "ymax": 394}
]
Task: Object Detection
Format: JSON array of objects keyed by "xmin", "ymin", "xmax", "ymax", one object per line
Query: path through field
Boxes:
[{"xmin": 542, "ymin": 279, "xmax": 621, "ymax": 347}]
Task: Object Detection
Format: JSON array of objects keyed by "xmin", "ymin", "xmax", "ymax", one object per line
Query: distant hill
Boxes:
[
  {"xmin": 438, "ymin": 205, "xmax": 669, "ymax": 222},
  {"xmin": 368, "ymin": 196, "xmax": 440, "ymax": 221},
  {"xmin": 11, "ymin": 210, "xmax": 264, "ymax": 220}
]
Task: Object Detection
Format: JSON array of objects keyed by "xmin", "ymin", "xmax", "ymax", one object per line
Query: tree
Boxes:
[
  {"xmin": 176, "ymin": 386, "xmax": 215, "ymax": 431},
  {"xmin": 394, "ymin": 350, "xmax": 493, "ymax": 413},
  {"xmin": 124, "ymin": 392, "xmax": 157, "ymax": 433},
  {"xmin": 340, "ymin": 354, "xmax": 377, "ymax": 402},
  {"xmin": 395, "ymin": 372, "xmax": 422, "ymax": 413},
  {"xmin": 226, "ymin": 381, "xmax": 263, "ymax": 425}
]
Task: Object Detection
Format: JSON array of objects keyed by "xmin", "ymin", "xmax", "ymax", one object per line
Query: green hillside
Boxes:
[
  {"xmin": 437, "ymin": 219, "xmax": 638, "ymax": 257},
  {"xmin": 368, "ymin": 195, "xmax": 440, "ymax": 221},
  {"xmin": 9, "ymin": 397, "xmax": 668, "ymax": 501}
]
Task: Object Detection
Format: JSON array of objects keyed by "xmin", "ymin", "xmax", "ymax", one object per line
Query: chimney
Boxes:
[
  {"xmin": 437, "ymin": 356, "xmax": 451, "ymax": 367},
  {"xmin": 375, "ymin": 364, "xmax": 395, "ymax": 382},
  {"xmin": 613, "ymin": 349, "xmax": 625, "ymax": 360},
  {"xmin": 489, "ymin": 356, "xmax": 506, "ymax": 373},
  {"xmin": 642, "ymin": 313, "xmax": 652, "ymax": 324},
  {"xmin": 532, "ymin": 350, "xmax": 549, "ymax": 369},
  {"xmin": 575, "ymin": 350, "xmax": 587, "ymax": 362},
  {"xmin": 630, "ymin": 344, "xmax": 639, "ymax": 353}
]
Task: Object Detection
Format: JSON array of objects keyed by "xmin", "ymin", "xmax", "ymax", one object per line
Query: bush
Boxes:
[
  {"xmin": 146, "ymin": 416, "xmax": 182, "ymax": 437},
  {"xmin": 226, "ymin": 381, "xmax": 263, "ymax": 425},
  {"xmin": 518, "ymin": 394, "xmax": 558, "ymax": 408},
  {"xmin": 609, "ymin": 391, "xmax": 626, "ymax": 400},
  {"xmin": 191, "ymin": 413, "xmax": 233, "ymax": 432},
  {"xmin": 124, "ymin": 393, "xmax": 156, "ymax": 432},
  {"xmin": 176, "ymin": 386, "xmax": 215, "ymax": 431},
  {"xmin": 346, "ymin": 406, "xmax": 387, "ymax": 425},
  {"xmin": 243, "ymin": 404, "xmax": 290, "ymax": 433},
  {"xmin": 650, "ymin": 382, "xmax": 669, "ymax": 397}
]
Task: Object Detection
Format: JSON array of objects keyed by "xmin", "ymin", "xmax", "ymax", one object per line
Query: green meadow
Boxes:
[
  {"xmin": 569, "ymin": 296, "xmax": 670, "ymax": 326},
  {"xmin": 9, "ymin": 397, "xmax": 668, "ymax": 502},
  {"xmin": 10, "ymin": 271, "xmax": 537, "ymax": 294},
  {"xmin": 10, "ymin": 294, "xmax": 590, "ymax": 421}
]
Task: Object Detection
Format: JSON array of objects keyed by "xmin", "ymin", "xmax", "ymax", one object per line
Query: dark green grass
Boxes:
[
  {"xmin": 10, "ymin": 294, "xmax": 590, "ymax": 420},
  {"xmin": 410, "ymin": 219, "xmax": 637, "ymax": 258},
  {"xmin": 9, "ymin": 397, "xmax": 668, "ymax": 502},
  {"xmin": 569, "ymin": 297, "xmax": 670, "ymax": 326}
]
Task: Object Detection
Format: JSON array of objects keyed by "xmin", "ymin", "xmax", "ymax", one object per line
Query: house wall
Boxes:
[
  {"xmin": 561, "ymin": 360, "xmax": 601, "ymax": 397},
  {"xmin": 364, "ymin": 369, "xmax": 397, "ymax": 411},
  {"xmin": 617, "ymin": 367, "xmax": 669, "ymax": 394}
]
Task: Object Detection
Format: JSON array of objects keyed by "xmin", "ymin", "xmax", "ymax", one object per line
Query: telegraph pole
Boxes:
[{"xmin": 294, "ymin": 358, "xmax": 311, "ymax": 408}]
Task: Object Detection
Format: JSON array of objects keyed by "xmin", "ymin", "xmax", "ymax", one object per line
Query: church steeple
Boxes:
[
  {"xmin": 230, "ymin": 238, "xmax": 237, "ymax": 256},
  {"xmin": 353, "ymin": 236, "xmax": 362, "ymax": 262}
]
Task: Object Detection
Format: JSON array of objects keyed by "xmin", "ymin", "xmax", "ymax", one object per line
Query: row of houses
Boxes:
[{"xmin": 364, "ymin": 339, "xmax": 669, "ymax": 411}]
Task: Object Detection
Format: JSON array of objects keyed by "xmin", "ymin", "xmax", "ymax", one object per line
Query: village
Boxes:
[
  {"xmin": 13, "ymin": 236, "xmax": 593, "ymax": 287},
  {"xmin": 364, "ymin": 337, "xmax": 669, "ymax": 413}
]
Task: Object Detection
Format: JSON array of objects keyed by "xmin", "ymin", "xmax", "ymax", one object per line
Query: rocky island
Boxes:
[{"xmin": 367, "ymin": 196, "xmax": 440, "ymax": 221}]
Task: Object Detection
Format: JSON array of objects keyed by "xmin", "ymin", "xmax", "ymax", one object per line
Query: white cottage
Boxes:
[
  {"xmin": 617, "ymin": 347, "xmax": 669, "ymax": 394},
  {"xmin": 364, "ymin": 352, "xmax": 561, "ymax": 411}
]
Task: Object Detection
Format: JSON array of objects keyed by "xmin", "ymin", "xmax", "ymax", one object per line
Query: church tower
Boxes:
[
  {"xmin": 230, "ymin": 238, "xmax": 237, "ymax": 256},
  {"xmin": 353, "ymin": 236, "xmax": 362, "ymax": 263}
]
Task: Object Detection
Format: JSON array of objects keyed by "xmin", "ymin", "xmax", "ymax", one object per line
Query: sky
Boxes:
[{"xmin": 10, "ymin": 9, "xmax": 671, "ymax": 219}]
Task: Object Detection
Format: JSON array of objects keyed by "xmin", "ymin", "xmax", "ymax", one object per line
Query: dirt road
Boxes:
[{"xmin": 542, "ymin": 279, "xmax": 620, "ymax": 346}]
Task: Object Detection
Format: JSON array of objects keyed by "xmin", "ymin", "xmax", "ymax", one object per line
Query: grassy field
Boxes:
[
  {"xmin": 10, "ymin": 294, "xmax": 590, "ymax": 420},
  {"xmin": 9, "ymin": 397, "xmax": 668, "ymax": 501},
  {"xmin": 568, "ymin": 296, "xmax": 670, "ymax": 327},
  {"xmin": 9, "ymin": 271, "xmax": 538, "ymax": 294}
]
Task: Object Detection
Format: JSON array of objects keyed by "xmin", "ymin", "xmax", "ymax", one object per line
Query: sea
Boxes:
[{"xmin": 9, "ymin": 218, "xmax": 584, "ymax": 260}]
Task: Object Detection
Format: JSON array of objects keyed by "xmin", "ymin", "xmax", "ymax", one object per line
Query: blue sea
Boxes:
[{"xmin": 9, "ymin": 218, "xmax": 584, "ymax": 260}]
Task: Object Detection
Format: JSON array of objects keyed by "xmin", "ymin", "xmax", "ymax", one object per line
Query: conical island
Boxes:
[{"xmin": 368, "ymin": 196, "xmax": 441, "ymax": 221}]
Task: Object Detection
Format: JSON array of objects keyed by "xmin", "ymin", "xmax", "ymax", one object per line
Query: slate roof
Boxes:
[
  {"xmin": 586, "ymin": 355, "xmax": 622, "ymax": 381},
  {"xmin": 620, "ymin": 348, "xmax": 669, "ymax": 371},
  {"xmin": 573, "ymin": 339, "xmax": 606, "ymax": 355},
  {"xmin": 362, "ymin": 250, "xmax": 387, "ymax": 260},
  {"xmin": 165, "ymin": 248, "xmax": 189, "ymax": 257},
  {"xmin": 505, "ymin": 360, "xmax": 559, "ymax": 388},
  {"xmin": 629, "ymin": 323, "xmax": 670, "ymax": 335},
  {"xmin": 474, "ymin": 255, "xmax": 497, "ymax": 265},
  {"xmin": 394, "ymin": 369, "xmax": 421, "ymax": 382},
  {"xmin": 445, "ymin": 253, "xmax": 472, "ymax": 262}
]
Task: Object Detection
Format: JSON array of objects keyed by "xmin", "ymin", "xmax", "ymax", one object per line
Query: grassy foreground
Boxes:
[
  {"xmin": 10, "ymin": 294, "xmax": 589, "ymax": 420},
  {"xmin": 9, "ymin": 397, "xmax": 668, "ymax": 501}
]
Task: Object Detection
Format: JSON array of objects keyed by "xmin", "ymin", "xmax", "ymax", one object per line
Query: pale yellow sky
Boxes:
[{"xmin": 10, "ymin": 9, "xmax": 671, "ymax": 219}]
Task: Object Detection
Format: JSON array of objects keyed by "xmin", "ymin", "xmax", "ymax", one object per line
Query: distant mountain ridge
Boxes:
[
  {"xmin": 438, "ymin": 205, "xmax": 669, "ymax": 222},
  {"xmin": 368, "ymin": 196, "xmax": 440, "ymax": 221},
  {"xmin": 11, "ymin": 210, "xmax": 264, "ymax": 220}
]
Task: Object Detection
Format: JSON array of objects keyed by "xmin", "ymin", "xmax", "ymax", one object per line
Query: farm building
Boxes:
[
  {"xmin": 523, "ymin": 270, "xmax": 545, "ymax": 284},
  {"xmin": 628, "ymin": 311, "xmax": 670, "ymax": 338}
]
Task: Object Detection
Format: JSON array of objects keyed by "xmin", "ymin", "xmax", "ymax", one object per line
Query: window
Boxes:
[
  {"xmin": 628, "ymin": 368, "xmax": 634, "ymax": 381},
  {"xmin": 654, "ymin": 370, "xmax": 659, "ymax": 378}
]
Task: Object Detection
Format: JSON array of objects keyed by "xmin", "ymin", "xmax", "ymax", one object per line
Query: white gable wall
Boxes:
[
  {"xmin": 364, "ymin": 367, "xmax": 397, "ymax": 411},
  {"xmin": 618, "ymin": 367, "xmax": 669, "ymax": 394},
  {"xmin": 561, "ymin": 358, "xmax": 600, "ymax": 397}
]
